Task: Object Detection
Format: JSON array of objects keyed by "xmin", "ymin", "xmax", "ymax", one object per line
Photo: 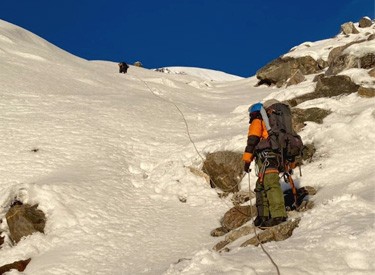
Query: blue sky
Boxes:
[{"xmin": 1, "ymin": 0, "xmax": 374, "ymax": 77}]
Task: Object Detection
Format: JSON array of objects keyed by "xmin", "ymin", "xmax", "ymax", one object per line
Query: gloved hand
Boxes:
[{"xmin": 244, "ymin": 162, "xmax": 251, "ymax": 173}]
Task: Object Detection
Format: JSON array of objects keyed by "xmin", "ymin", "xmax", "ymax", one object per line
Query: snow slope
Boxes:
[{"xmin": 0, "ymin": 19, "xmax": 374, "ymax": 275}]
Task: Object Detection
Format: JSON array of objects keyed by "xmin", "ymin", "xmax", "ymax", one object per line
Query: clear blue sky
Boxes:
[{"xmin": 1, "ymin": 0, "xmax": 374, "ymax": 77}]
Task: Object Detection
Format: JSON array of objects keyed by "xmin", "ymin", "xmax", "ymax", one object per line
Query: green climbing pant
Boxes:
[{"xmin": 255, "ymin": 172, "xmax": 287, "ymax": 218}]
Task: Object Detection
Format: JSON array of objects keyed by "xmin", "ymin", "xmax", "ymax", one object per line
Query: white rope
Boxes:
[
  {"xmin": 248, "ymin": 172, "xmax": 281, "ymax": 275},
  {"xmin": 134, "ymin": 74, "xmax": 280, "ymax": 274}
]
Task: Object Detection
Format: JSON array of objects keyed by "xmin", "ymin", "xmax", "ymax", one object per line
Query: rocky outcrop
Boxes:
[
  {"xmin": 221, "ymin": 205, "xmax": 256, "ymax": 231},
  {"xmin": 288, "ymin": 75, "xmax": 360, "ymax": 106},
  {"xmin": 325, "ymin": 39, "xmax": 367, "ymax": 76},
  {"xmin": 286, "ymin": 69, "xmax": 306, "ymax": 87},
  {"xmin": 256, "ymin": 56, "xmax": 325, "ymax": 87},
  {"xmin": 359, "ymin": 17, "xmax": 373, "ymax": 28},
  {"xmin": 241, "ymin": 218, "xmax": 301, "ymax": 247},
  {"xmin": 6, "ymin": 203, "xmax": 46, "ymax": 243},
  {"xmin": 202, "ymin": 151, "xmax": 243, "ymax": 193},
  {"xmin": 0, "ymin": 259, "xmax": 31, "ymax": 274},
  {"xmin": 291, "ymin": 107, "xmax": 332, "ymax": 132},
  {"xmin": 341, "ymin": 22, "xmax": 359, "ymax": 35},
  {"xmin": 358, "ymin": 86, "xmax": 375, "ymax": 97}
]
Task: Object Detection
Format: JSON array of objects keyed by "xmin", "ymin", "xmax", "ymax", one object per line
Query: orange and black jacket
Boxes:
[{"xmin": 243, "ymin": 114, "xmax": 268, "ymax": 164}]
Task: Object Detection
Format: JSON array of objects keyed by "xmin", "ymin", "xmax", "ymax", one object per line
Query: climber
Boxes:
[
  {"xmin": 118, "ymin": 62, "xmax": 129, "ymax": 74},
  {"xmin": 243, "ymin": 100, "xmax": 288, "ymax": 227}
]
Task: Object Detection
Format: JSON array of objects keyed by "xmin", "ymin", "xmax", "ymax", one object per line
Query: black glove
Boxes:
[{"xmin": 244, "ymin": 162, "xmax": 251, "ymax": 173}]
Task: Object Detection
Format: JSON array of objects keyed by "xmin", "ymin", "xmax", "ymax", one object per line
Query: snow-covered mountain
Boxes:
[{"xmin": 0, "ymin": 18, "xmax": 374, "ymax": 275}]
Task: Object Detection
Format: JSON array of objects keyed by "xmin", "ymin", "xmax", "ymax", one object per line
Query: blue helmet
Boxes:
[{"xmin": 248, "ymin": 103, "xmax": 263, "ymax": 113}]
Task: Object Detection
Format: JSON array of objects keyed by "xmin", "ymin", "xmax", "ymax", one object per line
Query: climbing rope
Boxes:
[
  {"xmin": 248, "ymin": 171, "xmax": 281, "ymax": 275},
  {"xmin": 133, "ymin": 73, "xmax": 280, "ymax": 274}
]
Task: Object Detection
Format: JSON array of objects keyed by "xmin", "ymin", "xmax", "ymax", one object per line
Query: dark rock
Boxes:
[
  {"xmin": 0, "ymin": 258, "xmax": 31, "ymax": 273},
  {"xmin": 256, "ymin": 56, "xmax": 324, "ymax": 87},
  {"xmin": 210, "ymin": 227, "xmax": 229, "ymax": 237},
  {"xmin": 213, "ymin": 240, "xmax": 230, "ymax": 251},
  {"xmin": 369, "ymin": 68, "xmax": 375, "ymax": 78},
  {"xmin": 315, "ymin": 75, "xmax": 360, "ymax": 97},
  {"xmin": 231, "ymin": 191, "xmax": 255, "ymax": 206},
  {"xmin": 359, "ymin": 17, "xmax": 373, "ymax": 28},
  {"xmin": 302, "ymin": 143, "xmax": 316, "ymax": 162},
  {"xmin": 326, "ymin": 40, "xmax": 372, "ymax": 76},
  {"xmin": 202, "ymin": 151, "xmax": 243, "ymax": 193},
  {"xmin": 286, "ymin": 69, "xmax": 306, "ymax": 87},
  {"xmin": 313, "ymin": 73, "xmax": 325, "ymax": 82},
  {"xmin": 220, "ymin": 205, "xmax": 256, "ymax": 231},
  {"xmin": 6, "ymin": 204, "xmax": 46, "ymax": 243},
  {"xmin": 358, "ymin": 86, "xmax": 375, "ymax": 97},
  {"xmin": 359, "ymin": 53, "xmax": 375, "ymax": 69},
  {"xmin": 341, "ymin": 22, "xmax": 359, "ymax": 35},
  {"xmin": 291, "ymin": 107, "xmax": 332, "ymax": 132},
  {"xmin": 241, "ymin": 218, "xmax": 301, "ymax": 247},
  {"xmin": 289, "ymin": 75, "xmax": 360, "ymax": 106}
]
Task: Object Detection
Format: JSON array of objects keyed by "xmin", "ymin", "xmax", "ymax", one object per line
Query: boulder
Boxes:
[
  {"xmin": 369, "ymin": 68, "xmax": 375, "ymax": 78},
  {"xmin": 0, "ymin": 258, "xmax": 31, "ymax": 274},
  {"xmin": 315, "ymin": 75, "xmax": 360, "ymax": 97},
  {"xmin": 341, "ymin": 22, "xmax": 359, "ymax": 35},
  {"xmin": 288, "ymin": 75, "xmax": 360, "ymax": 106},
  {"xmin": 231, "ymin": 190, "xmax": 255, "ymax": 206},
  {"xmin": 359, "ymin": 16, "xmax": 373, "ymax": 28},
  {"xmin": 302, "ymin": 143, "xmax": 317, "ymax": 162},
  {"xmin": 256, "ymin": 56, "xmax": 324, "ymax": 87},
  {"xmin": 359, "ymin": 53, "xmax": 375, "ymax": 69},
  {"xmin": 202, "ymin": 151, "xmax": 243, "ymax": 193},
  {"xmin": 325, "ymin": 39, "xmax": 368, "ymax": 76},
  {"xmin": 241, "ymin": 218, "xmax": 301, "ymax": 247},
  {"xmin": 291, "ymin": 107, "xmax": 332, "ymax": 132},
  {"xmin": 6, "ymin": 204, "xmax": 46, "ymax": 243},
  {"xmin": 286, "ymin": 69, "xmax": 306, "ymax": 87},
  {"xmin": 358, "ymin": 86, "xmax": 375, "ymax": 97},
  {"xmin": 220, "ymin": 205, "xmax": 256, "ymax": 232}
]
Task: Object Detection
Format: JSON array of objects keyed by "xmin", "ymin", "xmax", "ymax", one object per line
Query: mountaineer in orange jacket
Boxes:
[{"xmin": 243, "ymin": 101, "xmax": 287, "ymax": 227}]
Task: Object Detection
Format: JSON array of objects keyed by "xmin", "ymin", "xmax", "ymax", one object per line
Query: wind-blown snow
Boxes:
[{"xmin": 0, "ymin": 19, "xmax": 374, "ymax": 275}]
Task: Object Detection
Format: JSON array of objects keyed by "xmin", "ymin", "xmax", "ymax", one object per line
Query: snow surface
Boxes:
[{"xmin": 0, "ymin": 19, "xmax": 374, "ymax": 275}]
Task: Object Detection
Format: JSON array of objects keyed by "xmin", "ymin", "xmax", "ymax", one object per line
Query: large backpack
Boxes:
[{"xmin": 256, "ymin": 102, "xmax": 304, "ymax": 168}]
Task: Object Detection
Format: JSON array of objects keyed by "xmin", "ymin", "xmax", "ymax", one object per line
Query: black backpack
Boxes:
[{"xmin": 256, "ymin": 102, "xmax": 304, "ymax": 168}]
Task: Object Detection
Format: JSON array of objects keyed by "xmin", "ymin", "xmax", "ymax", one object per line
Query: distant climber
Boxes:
[
  {"xmin": 118, "ymin": 62, "xmax": 129, "ymax": 74},
  {"xmin": 243, "ymin": 100, "xmax": 289, "ymax": 228}
]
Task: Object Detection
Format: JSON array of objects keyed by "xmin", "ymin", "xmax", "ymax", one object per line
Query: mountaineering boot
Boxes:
[
  {"xmin": 253, "ymin": 216, "xmax": 268, "ymax": 227},
  {"xmin": 261, "ymin": 217, "xmax": 287, "ymax": 228}
]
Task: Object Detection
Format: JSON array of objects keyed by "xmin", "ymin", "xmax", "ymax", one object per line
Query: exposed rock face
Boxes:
[
  {"xmin": 241, "ymin": 218, "xmax": 301, "ymax": 247},
  {"xmin": 315, "ymin": 75, "xmax": 360, "ymax": 97},
  {"xmin": 325, "ymin": 39, "xmax": 369, "ymax": 76},
  {"xmin": 341, "ymin": 22, "xmax": 359, "ymax": 35},
  {"xmin": 6, "ymin": 204, "xmax": 46, "ymax": 243},
  {"xmin": 220, "ymin": 205, "xmax": 256, "ymax": 232},
  {"xmin": 256, "ymin": 56, "xmax": 324, "ymax": 87},
  {"xmin": 359, "ymin": 17, "xmax": 373, "ymax": 28},
  {"xmin": 288, "ymin": 75, "xmax": 360, "ymax": 106},
  {"xmin": 369, "ymin": 68, "xmax": 375, "ymax": 78},
  {"xmin": 302, "ymin": 143, "xmax": 317, "ymax": 162},
  {"xmin": 0, "ymin": 258, "xmax": 31, "ymax": 274},
  {"xmin": 286, "ymin": 69, "xmax": 306, "ymax": 87},
  {"xmin": 358, "ymin": 86, "xmax": 375, "ymax": 97},
  {"xmin": 291, "ymin": 107, "xmax": 332, "ymax": 132},
  {"xmin": 202, "ymin": 151, "xmax": 243, "ymax": 193}
]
